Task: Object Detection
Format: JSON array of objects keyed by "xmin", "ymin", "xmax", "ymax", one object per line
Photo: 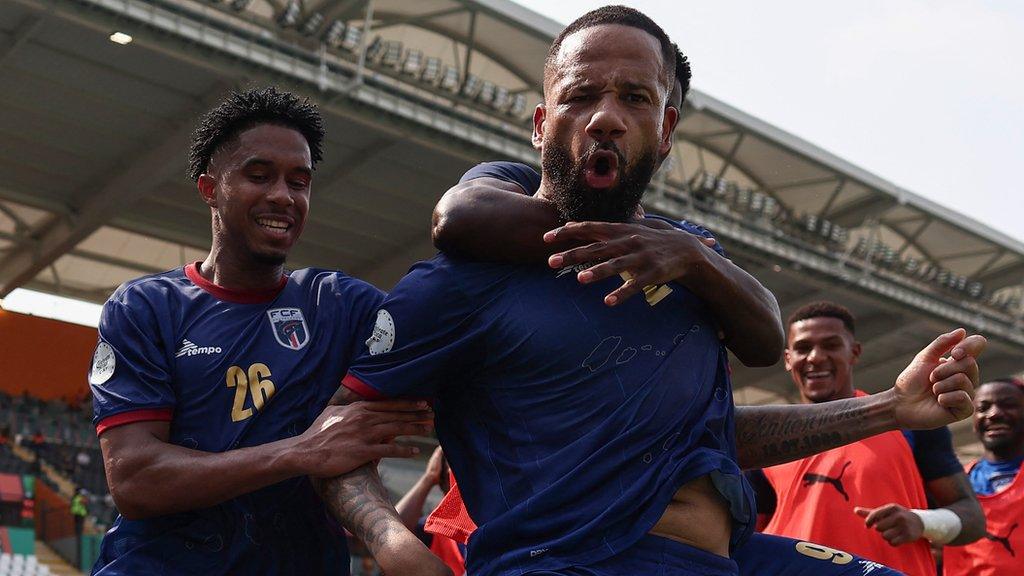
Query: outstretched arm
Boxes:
[
  {"xmin": 101, "ymin": 399, "xmax": 430, "ymax": 519},
  {"xmin": 736, "ymin": 329, "xmax": 985, "ymax": 470},
  {"xmin": 314, "ymin": 387, "xmax": 452, "ymax": 576}
]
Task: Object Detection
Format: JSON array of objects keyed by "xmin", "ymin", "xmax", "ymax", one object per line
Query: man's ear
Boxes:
[
  {"xmin": 658, "ymin": 106, "xmax": 679, "ymax": 158},
  {"xmin": 197, "ymin": 174, "xmax": 217, "ymax": 208},
  {"xmin": 783, "ymin": 348, "xmax": 793, "ymax": 372},
  {"xmin": 532, "ymin": 104, "xmax": 546, "ymax": 151},
  {"xmin": 850, "ymin": 340, "xmax": 863, "ymax": 365}
]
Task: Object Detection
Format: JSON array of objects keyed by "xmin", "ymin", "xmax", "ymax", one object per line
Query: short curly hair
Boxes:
[
  {"xmin": 787, "ymin": 301, "xmax": 857, "ymax": 335},
  {"xmin": 187, "ymin": 86, "xmax": 325, "ymax": 181}
]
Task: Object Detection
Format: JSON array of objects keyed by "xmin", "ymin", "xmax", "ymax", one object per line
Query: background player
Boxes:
[
  {"xmin": 943, "ymin": 377, "xmax": 1024, "ymax": 575},
  {"xmin": 89, "ymin": 87, "xmax": 443, "ymax": 575},
  {"xmin": 746, "ymin": 301, "xmax": 983, "ymax": 576},
  {"xmin": 315, "ymin": 7, "xmax": 983, "ymax": 576}
]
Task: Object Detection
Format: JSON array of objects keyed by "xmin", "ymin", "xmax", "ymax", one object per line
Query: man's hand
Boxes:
[
  {"xmin": 891, "ymin": 329, "xmax": 986, "ymax": 430},
  {"xmin": 544, "ymin": 221, "xmax": 718, "ymax": 306},
  {"xmin": 855, "ymin": 504, "xmax": 923, "ymax": 546},
  {"xmin": 422, "ymin": 446, "xmax": 445, "ymax": 486},
  {"xmin": 294, "ymin": 400, "xmax": 433, "ymax": 478}
]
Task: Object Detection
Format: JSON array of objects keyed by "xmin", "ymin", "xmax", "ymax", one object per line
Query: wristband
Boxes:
[{"xmin": 911, "ymin": 508, "xmax": 962, "ymax": 544}]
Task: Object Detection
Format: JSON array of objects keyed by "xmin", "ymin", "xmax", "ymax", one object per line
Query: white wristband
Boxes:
[{"xmin": 911, "ymin": 508, "xmax": 962, "ymax": 544}]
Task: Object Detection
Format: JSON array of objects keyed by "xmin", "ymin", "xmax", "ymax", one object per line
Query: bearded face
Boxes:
[{"xmin": 541, "ymin": 139, "xmax": 658, "ymax": 222}]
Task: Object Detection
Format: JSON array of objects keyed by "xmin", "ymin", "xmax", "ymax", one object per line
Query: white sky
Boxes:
[
  {"xmin": 5, "ymin": 1, "xmax": 1021, "ymax": 328},
  {"xmin": 515, "ymin": 0, "xmax": 1023, "ymax": 244}
]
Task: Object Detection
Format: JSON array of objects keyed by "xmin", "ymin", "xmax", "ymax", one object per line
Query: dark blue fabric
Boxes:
[
  {"xmin": 459, "ymin": 161, "xmax": 541, "ymax": 194},
  {"xmin": 91, "ymin": 267, "xmax": 384, "ymax": 575},
  {"xmin": 460, "ymin": 160, "xmax": 727, "ymax": 257},
  {"xmin": 969, "ymin": 457, "xmax": 1023, "ymax": 495},
  {"xmin": 524, "ymin": 535, "xmax": 738, "ymax": 576},
  {"xmin": 734, "ymin": 533, "xmax": 904, "ymax": 575},
  {"xmin": 347, "ymin": 244, "xmax": 753, "ymax": 576},
  {"xmin": 901, "ymin": 427, "xmax": 963, "ymax": 482}
]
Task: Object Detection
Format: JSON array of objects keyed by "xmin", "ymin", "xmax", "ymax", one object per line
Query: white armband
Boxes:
[{"xmin": 911, "ymin": 508, "xmax": 962, "ymax": 544}]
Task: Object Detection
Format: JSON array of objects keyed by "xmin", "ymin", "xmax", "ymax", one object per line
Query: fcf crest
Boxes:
[{"xmin": 267, "ymin": 308, "xmax": 309, "ymax": 350}]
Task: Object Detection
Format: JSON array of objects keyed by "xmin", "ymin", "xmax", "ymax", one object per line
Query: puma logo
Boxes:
[
  {"xmin": 985, "ymin": 523, "xmax": 1018, "ymax": 557},
  {"xmin": 802, "ymin": 461, "xmax": 852, "ymax": 501}
]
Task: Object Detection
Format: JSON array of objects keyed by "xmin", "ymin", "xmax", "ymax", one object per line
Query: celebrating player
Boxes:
[
  {"xmin": 316, "ymin": 7, "xmax": 984, "ymax": 576},
  {"xmin": 746, "ymin": 302, "xmax": 984, "ymax": 576},
  {"xmin": 943, "ymin": 377, "xmax": 1024, "ymax": 575},
  {"xmin": 88, "ymin": 88, "xmax": 445, "ymax": 575}
]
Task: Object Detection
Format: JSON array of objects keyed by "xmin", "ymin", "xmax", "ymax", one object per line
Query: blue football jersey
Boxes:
[
  {"xmin": 344, "ymin": 249, "xmax": 755, "ymax": 575},
  {"xmin": 89, "ymin": 262, "xmax": 384, "ymax": 576}
]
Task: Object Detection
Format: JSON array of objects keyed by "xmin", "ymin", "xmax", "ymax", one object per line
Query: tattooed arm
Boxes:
[
  {"xmin": 313, "ymin": 387, "xmax": 452, "ymax": 576},
  {"xmin": 736, "ymin": 330, "xmax": 986, "ymax": 470}
]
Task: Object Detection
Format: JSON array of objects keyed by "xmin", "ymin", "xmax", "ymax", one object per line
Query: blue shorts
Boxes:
[
  {"xmin": 525, "ymin": 534, "xmax": 738, "ymax": 575},
  {"xmin": 734, "ymin": 533, "xmax": 904, "ymax": 576}
]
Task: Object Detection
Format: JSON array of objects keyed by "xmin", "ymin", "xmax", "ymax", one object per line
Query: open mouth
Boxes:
[
  {"xmin": 256, "ymin": 216, "xmax": 292, "ymax": 235},
  {"xmin": 802, "ymin": 370, "xmax": 833, "ymax": 385},
  {"xmin": 584, "ymin": 150, "xmax": 619, "ymax": 189}
]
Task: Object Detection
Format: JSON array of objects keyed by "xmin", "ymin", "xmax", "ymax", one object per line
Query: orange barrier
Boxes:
[
  {"xmin": 0, "ymin": 310, "xmax": 97, "ymax": 401},
  {"xmin": 34, "ymin": 480, "xmax": 73, "ymax": 542}
]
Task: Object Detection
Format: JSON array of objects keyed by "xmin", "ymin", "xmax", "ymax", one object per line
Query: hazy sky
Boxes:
[{"xmin": 515, "ymin": 0, "xmax": 1024, "ymax": 244}]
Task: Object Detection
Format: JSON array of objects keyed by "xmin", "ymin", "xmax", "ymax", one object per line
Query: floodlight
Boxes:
[
  {"xmin": 278, "ymin": 0, "xmax": 301, "ymax": 28},
  {"xmin": 493, "ymin": 86, "xmax": 510, "ymax": 110},
  {"xmin": 967, "ymin": 282, "xmax": 983, "ymax": 298},
  {"xmin": 478, "ymin": 81, "xmax": 496, "ymax": 105},
  {"xmin": 509, "ymin": 93, "xmax": 527, "ymax": 116},
  {"xmin": 462, "ymin": 75, "xmax": 483, "ymax": 99},
  {"xmin": 381, "ymin": 41, "xmax": 403, "ymax": 68},
  {"xmin": 323, "ymin": 20, "xmax": 345, "ymax": 47},
  {"xmin": 230, "ymin": 0, "xmax": 253, "ymax": 11},
  {"xmin": 364, "ymin": 36, "xmax": 385, "ymax": 62},
  {"xmin": 400, "ymin": 49, "xmax": 422, "ymax": 76},
  {"xmin": 341, "ymin": 25, "xmax": 362, "ymax": 52},
  {"xmin": 421, "ymin": 57, "xmax": 442, "ymax": 84},
  {"xmin": 301, "ymin": 13, "xmax": 324, "ymax": 36},
  {"xmin": 439, "ymin": 66, "xmax": 460, "ymax": 91}
]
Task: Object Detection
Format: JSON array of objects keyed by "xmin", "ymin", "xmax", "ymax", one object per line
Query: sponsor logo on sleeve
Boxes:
[
  {"xmin": 89, "ymin": 341, "xmax": 116, "ymax": 385},
  {"xmin": 366, "ymin": 309, "xmax": 395, "ymax": 356},
  {"xmin": 267, "ymin": 308, "xmax": 309, "ymax": 350}
]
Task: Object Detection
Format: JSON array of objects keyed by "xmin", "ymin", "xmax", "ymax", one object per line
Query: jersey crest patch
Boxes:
[
  {"xmin": 89, "ymin": 341, "xmax": 116, "ymax": 385},
  {"xmin": 366, "ymin": 309, "xmax": 395, "ymax": 356},
  {"xmin": 267, "ymin": 308, "xmax": 309, "ymax": 350}
]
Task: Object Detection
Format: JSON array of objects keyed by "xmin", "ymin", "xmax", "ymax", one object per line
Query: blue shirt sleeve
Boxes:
[
  {"xmin": 908, "ymin": 427, "xmax": 963, "ymax": 482},
  {"xmin": 90, "ymin": 293, "xmax": 176, "ymax": 427},
  {"xmin": 344, "ymin": 259, "xmax": 487, "ymax": 399},
  {"xmin": 458, "ymin": 161, "xmax": 540, "ymax": 195},
  {"xmin": 644, "ymin": 214, "xmax": 727, "ymax": 258}
]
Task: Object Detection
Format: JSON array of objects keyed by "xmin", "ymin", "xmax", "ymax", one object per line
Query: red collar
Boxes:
[{"xmin": 184, "ymin": 262, "xmax": 287, "ymax": 304}]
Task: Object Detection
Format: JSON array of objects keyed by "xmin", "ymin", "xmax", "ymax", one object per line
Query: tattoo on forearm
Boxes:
[
  {"xmin": 736, "ymin": 396, "xmax": 892, "ymax": 469},
  {"xmin": 316, "ymin": 465, "xmax": 407, "ymax": 552}
]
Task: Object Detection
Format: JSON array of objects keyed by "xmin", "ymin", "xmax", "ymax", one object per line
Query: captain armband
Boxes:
[{"xmin": 911, "ymin": 508, "xmax": 962, "ymax": 544}]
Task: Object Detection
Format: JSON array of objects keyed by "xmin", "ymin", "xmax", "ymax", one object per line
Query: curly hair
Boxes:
[
  {"xmin": 787, "ymin": 301, "xmax": 857, "ymax": 335},
  {"xmin": 671, "ymin": 43, "xmax": 692, "ymax": 109},
  {"xmin": 187, "ymin": 86, "xmax": 324, "ymax": 181}
]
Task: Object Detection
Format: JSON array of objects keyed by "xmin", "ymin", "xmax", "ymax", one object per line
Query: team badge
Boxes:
[
  {"xmin": 89, "ymin": 341, "xmax": 116, "ymax": 385},
  {"xmin": 366, "ymin": 309, "xmax": 395, "ymax": 356},
  {"xmin": 267, "ymin": 308, "xmax": 309, "ymax": 350}
]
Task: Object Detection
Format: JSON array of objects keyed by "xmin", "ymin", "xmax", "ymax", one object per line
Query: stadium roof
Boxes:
[{"xmin": 1, "ymin": 0, "xmax": 1021, "ymax": 455}]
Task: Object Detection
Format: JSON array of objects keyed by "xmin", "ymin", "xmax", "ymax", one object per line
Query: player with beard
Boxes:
[
  {"xmin": 314, "ymin": 7, "xmax": 983, "ymax": 576},
  {"xmin": 943, "ymin": 377, "xmax": 1024, "ymax": 575}
]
